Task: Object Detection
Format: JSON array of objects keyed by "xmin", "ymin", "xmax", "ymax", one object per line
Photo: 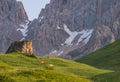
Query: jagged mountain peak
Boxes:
[
  {"xmin": 0, "ymin": 0, "xmax": 28, "ymax": 23},
  {"xmin": 0, "ymin": 0, "xmax": 29, "ymax": 54},
  {"xmin": 26, "ymin": 0, "xmax": 120, "ymax": 59}
]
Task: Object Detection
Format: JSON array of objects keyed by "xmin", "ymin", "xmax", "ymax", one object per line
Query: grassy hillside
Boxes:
[
  {"xmin": 76, "ymin": 40, "xmax": 120, "ymax": 82},
  {"xmin": 1, "ymin": 40, "xmax": 120, "ymax": 82},
  {"xmin": 0, "ymin": 53, "xmax": 111, "ymax": 82}
]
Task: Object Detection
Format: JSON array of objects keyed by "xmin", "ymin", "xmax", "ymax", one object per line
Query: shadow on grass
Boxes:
[
  {"xmin": 91, "ymin": 71, "xmax": 120, "ymax": 82},
  {"xmin": 0, "ymin": 74, "xmax": 15, "ymax": 82}
]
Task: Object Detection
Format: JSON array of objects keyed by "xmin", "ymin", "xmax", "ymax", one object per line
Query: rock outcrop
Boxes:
[
  {"xmin": 27, "ymin": 0, "xmax": 120, "ymax": 59},
  {"xmin": 6, "ymin": 40, "xmax": 33, "ymax": 54},
  {"xmin": 0, "ymin": 0, "xmax": 28, "ymax": 54}
]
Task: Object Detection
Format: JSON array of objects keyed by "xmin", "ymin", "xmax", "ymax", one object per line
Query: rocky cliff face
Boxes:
[
  {"xmin": 0, "ymin": 0, "xmax": 28, "ymax": 53},
  {"xmin": 6, "ymin": 40, "xmax": 33, "ymax": 54},
  {"xmin": 69, "ymin": 0, "xmax": 120, "ymax": 59},
  {"xmin": 27, "ymin": 0, "xmax": 120, "ymax": 59}
]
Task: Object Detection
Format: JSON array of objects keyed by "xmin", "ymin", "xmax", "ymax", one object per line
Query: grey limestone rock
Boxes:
[
  {"xmin": 0, "ymin": 0, "xmax": 28, "ymax": 53},
  {"xmin": 27, "ymin": 0, "xmax": 120, "ymax": 59}
]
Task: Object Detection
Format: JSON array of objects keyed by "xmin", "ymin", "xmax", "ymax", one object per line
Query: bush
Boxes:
[{"xmin": 24, "ymin": 53, "xmax": 37, "ymax": 58}]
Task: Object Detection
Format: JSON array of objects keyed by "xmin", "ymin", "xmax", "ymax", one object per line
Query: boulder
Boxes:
[{"xmin": 6, "ymin": 40, "xmax": 33, "ymax": 54}]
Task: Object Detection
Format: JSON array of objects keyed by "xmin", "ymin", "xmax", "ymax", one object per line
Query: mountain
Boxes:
[
  {"xmin": 76, "ymin": 39, "xmax": 120, "ymax": 82},
  {"xmin": 26, "ymin": 0, "xmax": 120, "ymax": 58},
  {"xmin": 0, "ymin": 0, "xmax": 120, "ymax": 59},
  {"xmin": 0, "ymin": 0, "xmax": 28, "ymax": 53}
]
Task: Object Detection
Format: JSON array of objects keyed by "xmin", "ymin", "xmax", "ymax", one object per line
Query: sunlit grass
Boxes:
[{"xmin": 0, "ymin": 52, "xmax": 111, "ymax": 82}]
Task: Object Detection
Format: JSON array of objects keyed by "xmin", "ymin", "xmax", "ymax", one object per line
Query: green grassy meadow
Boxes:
[
  {"xmin": 0, "ymin": 52, "xmax": 110, "ymax": 82},
  {"xmin": 0, "ymin": 40, "xmax": 120, "ymax": 82},
  {"xmin": 76, "ymin": 40, "xmax": 120, "ymax": 82}
]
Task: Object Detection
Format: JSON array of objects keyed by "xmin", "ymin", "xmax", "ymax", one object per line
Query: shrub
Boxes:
[{"xmin": 25, "ymin": 53, "xmax": 37, "ymax": 58}]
